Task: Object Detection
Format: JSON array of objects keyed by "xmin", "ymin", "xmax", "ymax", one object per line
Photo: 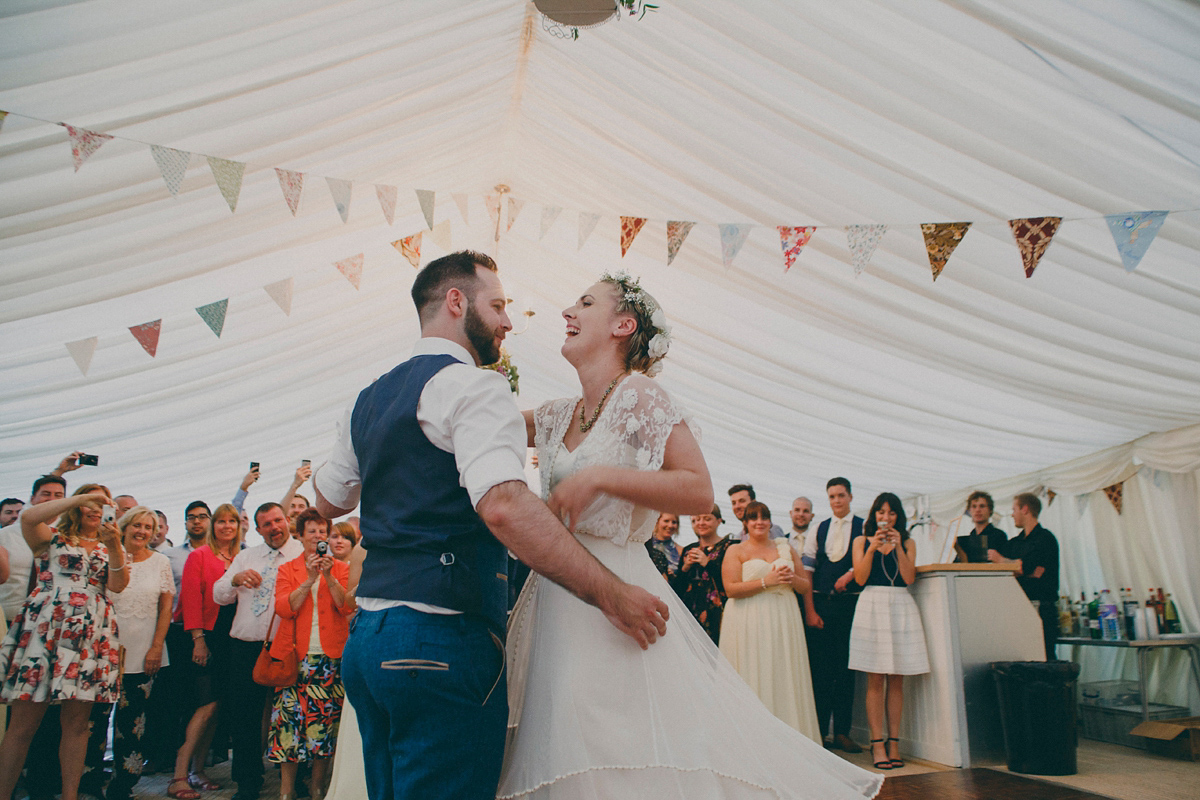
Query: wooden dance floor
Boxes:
[{"xmin": 878, "ymin": 769, "xmax": 1115, "ymax": 800}]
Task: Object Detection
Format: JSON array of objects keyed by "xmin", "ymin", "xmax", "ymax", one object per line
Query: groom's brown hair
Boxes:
[{"xmin": 411, "ymin": 250, "xmax": 498, "ymax": 325}]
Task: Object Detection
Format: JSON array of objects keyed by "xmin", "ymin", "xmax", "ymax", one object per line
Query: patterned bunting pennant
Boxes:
[
  {"xmin": 207, "ymin": 157, "xmax": 245, "ymax": 212},
  {"xmin": 196, "ymin": 299, "xmax": 229, "ymax": 338},
  {"xmin": 151, "ymin": 146, "xmax": 191, "ymax": 198},
  {"xmin": 416, "ymin": 189, "xmax": 436, "ymax": 229},
  {"xmin": 1009, "ymin": 216, "xmax": 1062, "ymax": 278},
  {"xmin": 666, "ymin": 221, "xmax": 695, "ymax": 265},
  {"xmin": 129, "ymin": 320, "xmax": 162, "ymax": 358},
  {"xmin": 921, "ymin": 222, "xmax": 971, "ymax": 281},
  {"xmin": 335, "ymin": 254, "xmax": 363, "ymax": 289},
  {"xmin": 375, "ymin": 184, "xmax": 397, "ymax": 225},
  {"xmin": 846, "ymin": 224, "xmax": 886, "ymax": 276},
  {"xmin": 540, "ymin": 206, "xmax": 562, "ymax": 240},
  {"xmin": 392, "ymin": 233, "xmax": 422, "ymax": 268},
  {"xmin": 274, "ymin": 169, "xmax": 304, "ymax": 216},
  {"xmin": 620, "ymin": 217, "xmax": 647, "ymax": 257},
  {"xmin": 0, "ymin": 111, "xmax": 7, "ymax": 135},
  {"xmin": 719, "ymin": 224, "xmax": 752, "ymax": 268},
  {"xmin": 63, "ymin": 124, "xmax": 113, "ymax": 172},
  {"xmin": 1046, "ymin": 490, "xmax": 1056, "ymax": 507},
  {"xmin": 264, "ymin": 278, "xmax": 294, "ymax": 316},
  {"xmin": 1106, "ymin": 211, "xmax": 1168, "ymax": 272},
  {"xmin": 327, "ymin": 178, "xmax": 352, "ymax": 223},
  {"xmin": 486, "ymin": 193, "xmax": 501, "ymax": 241},
  {"xmin": 453, "ymin": 193, "xmax": 469, "ymax": 224},
  {"xmin": 430, "ymin": 220, "xmax": 452, "ymax": 252},
  {"xmin": 507, "ymin": 197, "xmax": 525, "ymax": 232},
  {"xmin": 65, "ymin": 337, "xmax": 98, "ymax": 376},
  {"xmin": 1103, "ymin": 482, "xmax": 1123, "ymax": 515},
  {"xmin": 578, "ymin": 212, "xmax": 600, "ymax": 251},
  {"xmin": 778, "ymin": 226, "xmax": 816, "ymax": 272}
]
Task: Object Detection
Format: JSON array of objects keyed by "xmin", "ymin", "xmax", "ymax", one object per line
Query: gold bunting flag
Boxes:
[
  {"xmin": 63, "ymin": 124, "xmax": 113, "ymax": 172},
  {"xmin": 620, "ymin": 217, "xmax": 647, "ymax": 257},
  {"xmin": 393, "ymin": 233, "xmax": 422, "ymax": 268},
  {"xmin": 335, "ymin": 254, "xmax": 363, "ymax": 289},
  {"xmin": 276, "ymin": 168, "xmax": 304, "ymax": 216},
  {"xmin": 921, "ymin": 222, "xmax": 971, "ymax": 281},
  {"xmin": 1046, "ymin": 489, "xmax": 1056, "ymax": 507},
  {"xmin": 129, "ymin": 320, "xmax": 162, "ymax": 357},
  {"xmin": 375, "ymin": 184, "xmax": 397, "ymax": 225},
  {"xmin": 1103, "ymin": 482, "xmax": 1123, "ymax": 515},
  {"xmin": 1009, "ymin": 216, "xmax": 1062, "ymax": 278},
  {"xmin": 207, "ymin": 157, "xmax": 245, "ymax": 212},
  {"xmin": 666, "ymin": 221, "xmax": 695, "ymax": 265}
]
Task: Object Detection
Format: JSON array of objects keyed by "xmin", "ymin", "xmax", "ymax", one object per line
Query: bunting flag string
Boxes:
[
  {"xmin": 719, "ymin": 224, "xmax": 752, "ymax": 268},
  {"xmin": 507, "ymin": 197, "xmax": 525, "ymax": 232},
  {"xmin": 129, "ymin": 320, "xmax": 162, "ymax": 357},
  {"xmin": 620, "ymin": 217, "xmax": 647, "ymax": 257},
  {"xmin": 63, "ymin": 124, "xmax": 113, "ymax": 172},
  {"xmin": 1009, "ymin": 216, "xmax": 1062, "ymax": 278},
  {"xmin": 65, "ymin": 337, "xmax": 98, "ymax": 376},
  {"xmin": 195, "ymin": 299, "xmax": 229, "ymax": 338},
  {"xmin": 151, "ymin": 146, "xmax": 191, "ymax": 198},
  {"xmin": 276, "ymin": 168, "xmax": 304, "ymax": 217},
  {"xmin": 666, "ymin": 221, "xmax": 695, "ymax": 266},
  {"xmin": 846, "ymin": 224, "xmax": 886, "ymax": 276},
  {"xmin": 1106, "ymin": 211, "xmax": 1168, "ymax": 272},
  {"xmin": 416, "ymin": 189, "xmax": 436, "ymax": 229},
  {"xmin": 393, "ymin": 233, "xmax": 422, "ymax": 268},
  {"xmin": 0, "ymin": 111, "xmax": 7, "ymax": 135},
  {"xmin": 430, "ymin": 220, "xmax": 452, "ymax": 252},
  {"xmin": 335, "ymin": 254, "xmax": 363, "ymax": 288},
  {"xmin": 1103, "ymin": 482, "xmax": 1124, "ymax": 515},
  {"xmin": 327, "ymin": 178, "xmax": 353, "ymax": 223},
  {"xmin": 207, "ymin": 156, "xmax": 245, "ymax": 212},
  {"xmin": 778, "ymin": 226, "xmax": 815, "ymax": 272},
  {"xmin": 578, "ymin": 212, "xmax": 600, "ymax": 251},
  {"xmin": 921, "ymin": 222, "xmax": 971, "ymax": 281},
  {"xmin": 540, "ymin": 206, "xmax": 562, "ymax": 240},
  {"xmin": 453, "ymin": 193, "xmax": 469, "ymax": 224},
  {"xmin": 264, "ymin": 278, "xmax": 294, "ymax": 316},
  {"xmin": 375, "ymin": 184, "xmax": 398, "ymax": 225}
]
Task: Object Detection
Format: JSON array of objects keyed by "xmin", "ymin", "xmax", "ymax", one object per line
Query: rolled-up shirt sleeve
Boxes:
[
  {"xmin": 801, "ymin": 525, "xmax": 819, "ymax": 571},
  {"xmin": 313, "ymin": 402, "xmax": 362, "ymax": 512}
]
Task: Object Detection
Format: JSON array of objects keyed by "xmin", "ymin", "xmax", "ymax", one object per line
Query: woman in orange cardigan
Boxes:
[{"xmin": 268, "ymin": 509, "xmax": 353, "ymax": 800}]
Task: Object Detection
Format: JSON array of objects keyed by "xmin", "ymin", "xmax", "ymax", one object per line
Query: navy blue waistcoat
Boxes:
[
  {"xmin": 350, "ymin": 353, "xmax": 508, "ymax": 635},
  {"xmin": 812, "ymin": 516, "xmax": 864, "ymax": 595}
]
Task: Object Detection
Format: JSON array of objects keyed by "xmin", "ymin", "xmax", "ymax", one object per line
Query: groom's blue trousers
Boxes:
[{"xmin": 342, "ymin": 605, "xmax": 508, "ymax": 800}]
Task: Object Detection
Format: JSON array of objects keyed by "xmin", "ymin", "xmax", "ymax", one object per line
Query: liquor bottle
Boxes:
[
  {"xmin": 1123, "ymin": 588, "xmax": 1140, "ymax": 640},
  {"xmin": 1058, "ymin": 596, "xmax": 1073, "ymax": 636},
  {"xmin": 1070, "ymin": 595, "xmax": 1082, "ymax": 637},
  {"xmin": 1100, "ymin": 589, "xmax": 1121, "ymax": 641},
  {"xmin": 1156, "ymin": 588, "xmax": 1167, "ymax": 632},
  {"xmin": 1164, "ymin": 594, "xmax": 1180, "ymax": 634},
  {"xmin": 1088, "ymin": 592, "xmax": 1102, "ymax": 639}
]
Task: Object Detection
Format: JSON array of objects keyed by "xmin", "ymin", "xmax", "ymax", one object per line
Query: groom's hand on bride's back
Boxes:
[{"xmin": 603, "ymin": 584, "xmax": 670, "ymax": 650}]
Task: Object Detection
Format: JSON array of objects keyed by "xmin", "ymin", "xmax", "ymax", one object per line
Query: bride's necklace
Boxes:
[{"xmin": 579, "ymin": 374, "xmax": 623, "ymax": 433}]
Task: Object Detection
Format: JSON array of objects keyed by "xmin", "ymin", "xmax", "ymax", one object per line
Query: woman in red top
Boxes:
[{"xmin": 169, "ymin": 503, "xmax": 241, "ymax": 800}]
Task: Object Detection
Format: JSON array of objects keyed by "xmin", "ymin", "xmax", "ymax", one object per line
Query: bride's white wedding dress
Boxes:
[{"xmin": 327, "ymin": 374, "xmax": 882, "ymax": 799}]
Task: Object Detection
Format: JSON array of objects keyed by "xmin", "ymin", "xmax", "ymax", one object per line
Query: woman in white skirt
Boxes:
[{"xmin": 848, "ymin": 492, "xmax": 929, "ymax": 772}]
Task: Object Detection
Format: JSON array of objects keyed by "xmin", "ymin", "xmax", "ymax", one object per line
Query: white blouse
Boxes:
[{"xmin": 108, "ymin": 551, "xmax": 175, "ymax": 674}]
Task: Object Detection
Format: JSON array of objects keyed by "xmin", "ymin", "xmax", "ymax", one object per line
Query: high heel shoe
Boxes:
[
  {"xmin": 886, "ymin": 736, "xmax": 905, "ymax": 768},
  {"xmin": 870, "ymin": 738, "xmax": 894, "ymax": 770}
]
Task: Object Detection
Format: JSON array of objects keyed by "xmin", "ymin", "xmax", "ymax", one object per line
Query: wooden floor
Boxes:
[{"xmin": 878, "ymin": 769, "xmax": 1116, "ymax": 800}]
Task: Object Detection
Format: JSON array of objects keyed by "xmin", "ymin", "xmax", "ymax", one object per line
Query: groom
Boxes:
[{"xmin": 314, "ymin": 250, "xmax": 670, "ymax": 800}]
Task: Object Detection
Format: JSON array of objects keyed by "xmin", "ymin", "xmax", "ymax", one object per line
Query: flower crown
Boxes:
[{"xmin": 600, "ymin": 270, "xmax": 672, "ymax": 377}]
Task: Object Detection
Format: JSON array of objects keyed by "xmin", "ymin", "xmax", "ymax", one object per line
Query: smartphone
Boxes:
[
  {"xmin": 101, "ymin": 506, "xmax": 115, "ymax": 526},
  {"xmin": 250, "ymin": 462, "xmax": 260, "ymax": 471},
  {"xmin": 301, "ymin": 459, "xmax": 311, "ymax": 468},
  {"xmin": 78, "ymin": 454, "xmax": 99, "ymax": 466}
]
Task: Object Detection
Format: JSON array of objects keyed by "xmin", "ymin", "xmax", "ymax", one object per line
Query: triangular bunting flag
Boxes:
[
  {"xmin": 335, "ymin": 254, "xmax": 363, "ymax": 289},
  {"xmin": 453, "ymin": 193, "xmax": 469, "ymax": 224},
  {"xmin": 416, "ymin": 189, "xmax": 436, "ymax": 229},
  {"xmin": 275, "ymin": 168, "xmax": 304, "ymax": 216},
  {"xmin": 0, "ymin": 111, "xmax": 7, "ymax": 135},
  {"xmin": 65, "ymin": 337, "xmax": 98, "ymax": 376},
  {"xmin": 540, "ymin": 206, "xmax": 562, "ymax": 240},
  {"xmin": 507, "ymin": 197, "xmax": 525, "ymax": 232},
  {"xmin": 1009, "ymin": 216, "xmax": 1062, "ymax": 278},
  {"xmin": 151, "ymin": 146, "xmax": 191, "ymax": 198},
  {"xmin": 1106, "ymin": 211, "xmax": 1168, "ymax": 272},
  {"xmin": 63, "ymin": 124, "xmax": 113, "ymax": 172},
  {"xmin": 375, "ymin": 184, "xmax": 398, "ymax": 225},
  {"xmin": 129, "ymin": 320, "xmax": 162, "ymax": 357},
  {"xmin": 195, "ymin": 299, "xmax": 229, "ymax": 338},
  {"xmin": 206, "ymin": 156, "xmax": 245, "ymax": 212},
  {"xmin": 392, "ymin": 233, "xmax": 422, "ymax": 268},
  {"xmin": 1046, "ymin": 489, "xmax": 1057, "ymax": 507},
  {"xmin": 430, "ymin": 220, "xmax": 452, "ymax": 252},
  {"xmin": 778, "ymin": 226, "xmax": 816, "ymax": 272},
  {"xmin": 620, "ymin": 217, "xmax": 647, "ymax": 257},
  {"xmin": 1075, "ymin": 493, "xmax": 1090, "ymax": 518},
  {"xmin": 264, "ymin": 278, "xmax": 294, "ymax": 316},
  {"xmin": 327, "ymin": 178, "xmax": 352, "ymax": 223},
  {"xmin": 578, "ymin": 212, "xmax": 600, "ymax": 250},
  {"xmin": 846, "ymin": 224, "xmax": 886, "ymax": 276},
  {"xmin": 921, "ymin": 222, "xmax": 971, "ymax": 281},
  {"xmin": 719, "ymin": 224, "xmax": 752, "ymax": 268},
  {"xmin": 666, "ymin": 221, "xmax": 695, "ymax": 265},
  {"xmin": 1103, "ymin": 482, "xmax": 1123, "ymax": 515}
]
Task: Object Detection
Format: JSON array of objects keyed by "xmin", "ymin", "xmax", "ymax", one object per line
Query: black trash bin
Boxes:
[{"xmin": 991, "ymin": 660, "xmax": 1081, "ymax": 775}]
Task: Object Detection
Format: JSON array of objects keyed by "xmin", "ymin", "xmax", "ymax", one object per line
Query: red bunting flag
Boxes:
[
  {"xmin": 921, "ymin": 222, "xmax": 971, "ymax": 281},
  {"xmin": 1009, "ymin": 216, "xmax": 1062, "ymax": 278},
  {"xmin": 129, "ymin": 320, "xmax": 162, "ymax": 357},
  {"xmin": 620, "ymin": 217, "xmax": 647, "ymax": 257},
  {"xmin": 778, "ymin": 226, "xmax": 816, "ymax": 272}
]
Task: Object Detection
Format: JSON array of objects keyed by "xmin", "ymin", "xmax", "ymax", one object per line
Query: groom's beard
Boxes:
[{"xmin": 465, "ymin": 302, "xmax": 502, "ymax": 365}]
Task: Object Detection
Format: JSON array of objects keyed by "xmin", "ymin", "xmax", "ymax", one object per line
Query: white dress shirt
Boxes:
[
  {"xmin": 212, "ymin": 537, "xmax": 304, "ymax": 642},
  {"xmin": 0, "ymin": 524, "xmax": 35, "ymax": 622},
  {"xmin": 314, "ymin": 337, "xmax": 528, "ymax": 613},
  {"xmin": 802, "ymin": 513, "xmax": 854, "ymax": 569}
]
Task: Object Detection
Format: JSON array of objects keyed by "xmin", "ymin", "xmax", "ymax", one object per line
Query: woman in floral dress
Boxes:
[
  {"xmin": 0, "ymin": 484, "xmax": 128, "ymax": 800},
  {"xmin": 670, "ymin": 504, "xmax": 734, "ymax": 644}
]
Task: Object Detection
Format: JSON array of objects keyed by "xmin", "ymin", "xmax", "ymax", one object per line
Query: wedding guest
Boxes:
[
  {"xmin": 114, "ymin": 495, "xmax": 138, "ymax": 518},
  {"xmin": 848, "ymin": 493, "xmax": 929, "ymax": 771},
  {"xmin": 728, "ymin": 484, "xmax": 784, "ymax": 539},
  {"xmin": 0, "ymin": 500, "xmax": 21, "ymax": 528},
  {"xmin": 720, "ymin": 502, "xmax": 821, "ymax": 741},
  {"xmin": 268, "ymin": 509, "xmax": 353, "ymax": 800},
  {"xmin": 152, "ymin": 510, "xmax": 174, "ymax": 550},
  {"xmin": 282, "ymin": 465, "xmax": 313, "ymax": 525},
  {"xmin": 170, "ymin": 503, "xmax": 240, "ymax": 799},
  {"xmin": 788, "ymin": 496, "xmax": 815, "ymax": 549},
  {"xmin": 644, "ymin": 513, "xmax": 681, "ymax": 578},
  {"xmin": 989, "ymin": 493, "xmax": 1060, "ymax": 659},
  {"xmin": 954, "ymin": 491, "xmax": 1008, "ymax": 564},
  {"xmin": 670, "ymin": 505, "xmax": 733, "ymax": 643},
  {"xmin": 329, "ymin": 522, "xmax": 358, "ymax": 563},
  {"xmin": 0, "ymin": 485, "xmax": 127, "ymax": 800},
  {"xmin": 105, "ymin": 506, "xmax": 175, "ymax": 800}
]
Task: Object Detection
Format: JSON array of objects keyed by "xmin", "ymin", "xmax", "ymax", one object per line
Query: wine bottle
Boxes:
[
  {"xmin": 1088, "ymin": 592, "xmax": 1102, "ymax": 639},
  {"xmin": 1164, "ymin": 593, "xmax": 1180, "ymax": 634}
]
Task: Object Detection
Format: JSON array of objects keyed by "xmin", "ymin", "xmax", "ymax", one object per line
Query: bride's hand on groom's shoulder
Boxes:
[{"xmin": 547, "ymin": 468, "xmax": 605, "ymax": 531}]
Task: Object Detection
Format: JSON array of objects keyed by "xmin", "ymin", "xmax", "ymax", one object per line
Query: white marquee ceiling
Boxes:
[{"xmin": 2, "ymin": 0, "xmax": 1199, "ymax": 529}]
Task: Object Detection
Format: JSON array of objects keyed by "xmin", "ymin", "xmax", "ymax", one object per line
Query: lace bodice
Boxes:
[{"xmin": 534, "ymin": 373, "xmax": 690, "ymax": 547}]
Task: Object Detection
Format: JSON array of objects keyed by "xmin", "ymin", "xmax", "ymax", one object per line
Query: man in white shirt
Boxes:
[
  {"xmin": 314, "ymin": 250, "xmax": 668, "ymax": 800},
  {"xmin": 0, "ymin": 475, "xmax": 67, "ymax": 623},
  {"xmin": 213, "ymin": 502, "xmax": 303, "ymax": 800}
]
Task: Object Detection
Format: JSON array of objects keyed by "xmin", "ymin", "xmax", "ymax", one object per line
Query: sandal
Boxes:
[
  {"xmin": 168, "ymin": 778, "xmax": 201, "ymax": 800},
  {"xmin": 870, "ymin": 738, "xmax": 894, "ymax": 770},
  {"xmin": 188, "ymin": 771, "xmax": 221, "ymax": 790},
  {"xmin": 886, "ymin": 736, "xmax": 905, "ymax": 768}
]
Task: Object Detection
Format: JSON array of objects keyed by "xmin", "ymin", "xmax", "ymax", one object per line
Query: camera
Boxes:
[
  {"xmin": 250, "ymin": 462, "xmax": 260, "ymax": 471},
  {"xmin": 78, "ymin": 454, "xmax": 99, "ymax": 467},
  {"xmin": 101, "ymin": 506, "xmax": 115, "ymax": 526},
  {"xmin": 315, "ymin": 541, "xmax": 328, "ymax": 556}
]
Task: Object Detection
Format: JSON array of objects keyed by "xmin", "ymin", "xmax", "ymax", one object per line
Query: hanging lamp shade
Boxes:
[{"xmin": 534, "ymin": 0, "xmax": 618, "ymax": 27}]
